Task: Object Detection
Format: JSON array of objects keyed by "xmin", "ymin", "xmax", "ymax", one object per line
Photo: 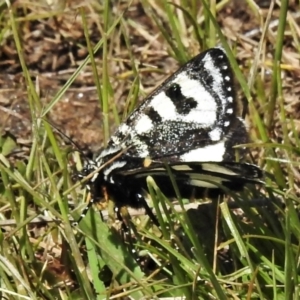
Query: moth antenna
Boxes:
[{"xmin": 42, "ymin": 118, "xmax": 88, "ymax": 158}]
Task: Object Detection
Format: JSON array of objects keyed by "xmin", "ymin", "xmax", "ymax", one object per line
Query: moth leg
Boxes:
[
  {"xmin": 117, "ymin": 206, "xmax": 131, "ymax": 229},
  {"xmin": 116, "ymin": 193, "xmax": 159, "ymax": 227},
  {"xmin": 75, "ymin": 185, "xmax": 108, "ymax": 225},
  {"xmin": 73, "ymin": 194, "xmax": 95, "ymax": 225}
]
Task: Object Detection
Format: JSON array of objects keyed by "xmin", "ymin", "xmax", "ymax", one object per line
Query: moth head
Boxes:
[{"xmin": 77, "ymin": 159, "xmax": 99, "ymax": 182}]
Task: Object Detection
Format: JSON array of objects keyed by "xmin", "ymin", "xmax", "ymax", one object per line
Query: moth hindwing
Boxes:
[{"xmin": 78, "ymin": 47, "xmax": 263, "ymax": 221}]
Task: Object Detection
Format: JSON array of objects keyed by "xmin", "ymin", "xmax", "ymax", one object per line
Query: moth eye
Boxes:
[
  {"xmin": 166, "ymin": 83, "xmax": 182, "ymax": 99},
  {"xmin": 80, "ymin": 167, "xmax": 90, "ymax": 177}
]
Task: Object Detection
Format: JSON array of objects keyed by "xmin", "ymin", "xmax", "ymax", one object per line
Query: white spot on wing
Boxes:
[
  {"xmin": 119, "ymin": 124, "xmax": 130, "ymax": 135},
  {"xmin": 150, "ymin": 71, "xmax": 218, "ymax": 126},
  {"xmin": 209, "ymin": 128, "xmax": 222, "ymax": 141},
  {"xmin": 180, "ymin": 141, "xmax": 226, "ymax": 162},
  {"xmin": 135, "ymin": 115, "xmax": 153, "ymax": 134}
]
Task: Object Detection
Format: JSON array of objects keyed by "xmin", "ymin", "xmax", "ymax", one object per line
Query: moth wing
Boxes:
[
  {"xmin": 118, "ymin": 161, "xmax": 263, "ymax": 189},
  {"xmin": 108, "ymin": 48, "xmax": 243, "ymax": 161}
]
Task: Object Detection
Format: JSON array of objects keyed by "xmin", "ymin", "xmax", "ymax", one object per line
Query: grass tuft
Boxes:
[{"xmin": 0, "ymin": 0, "xmax": 299, "ymax": 299}]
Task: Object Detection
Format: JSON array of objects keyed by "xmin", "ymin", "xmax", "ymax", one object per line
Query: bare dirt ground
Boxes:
[{"xmin": 1, "ymin": 0, "xmax": 298, "ymax": 157}]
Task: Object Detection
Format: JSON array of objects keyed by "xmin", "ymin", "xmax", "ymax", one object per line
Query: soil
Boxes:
[{"xmin": 0, "ymin": 0, "xmax": 299, "ymax": 157}]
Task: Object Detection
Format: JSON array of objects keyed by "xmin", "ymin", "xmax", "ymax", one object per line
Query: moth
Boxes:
[{"xmin": 77, "ymin": 47, "xmax": 263, "ymax": 222}]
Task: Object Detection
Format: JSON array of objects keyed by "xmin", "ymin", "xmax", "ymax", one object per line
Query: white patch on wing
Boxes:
[
  {"xmin": 96, "ymin": 146, "xmax": 122, "ymax": 161},
  {"xmin": 129, "ymin": 136, "xmax": 150, "ymax": 157},
  {"xmin": 188, "ymin": 179, "xmax": 217, "ymax": 188},
  {"xmin": 150, "ymin": 71, "xmax": 218, "ymax": 126},
  {"xmin": 110, "ymin": 136, "xmax": 120, "ymax": 144},
  {"xmin": 103, "ymin": 161, "xmax": 127, "ymax": 183},
  {"xmin": 188, "ymin": 177, "xmax": 226, "ymax": 188},
  {"xmin": 171, "ymin": 165, "xmax": 193, "ymax": 171},
  {"xmin": 180, "ymin": 141, "xmax": 226, "ymax": 162},
  {"xmin": 209, "ymin": 128, "xmax": 222, "ymax": 141},
  {"xmin": 203, "ymin": 51, "xmax": 231, "ymax": 116},
  {"xmin": 175, "ymin": 72, "xmax": 217, "ymax": 124},
  {"xmin": 135, "ymin": 114, "xmax": 153, "ymax": 134},
  {"xmin": 119, "ymin": 124, "xmax": 130, "ymax": 135},
  {"xmin": 149, "ymin": 93, "xmax": 177, "ymax": 120},
  {"xmin": 200, "ymin": 163, "xmax": 238, "ymax": 175},
  {"xmin": 135, "ymin": 144, "xmax": 149, "ymax": 157}
]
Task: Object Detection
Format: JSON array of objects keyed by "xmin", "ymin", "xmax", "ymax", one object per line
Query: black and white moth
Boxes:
[{"xmin": 78, "ymin": 47, "xmax": 263, "ymax": 222}]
